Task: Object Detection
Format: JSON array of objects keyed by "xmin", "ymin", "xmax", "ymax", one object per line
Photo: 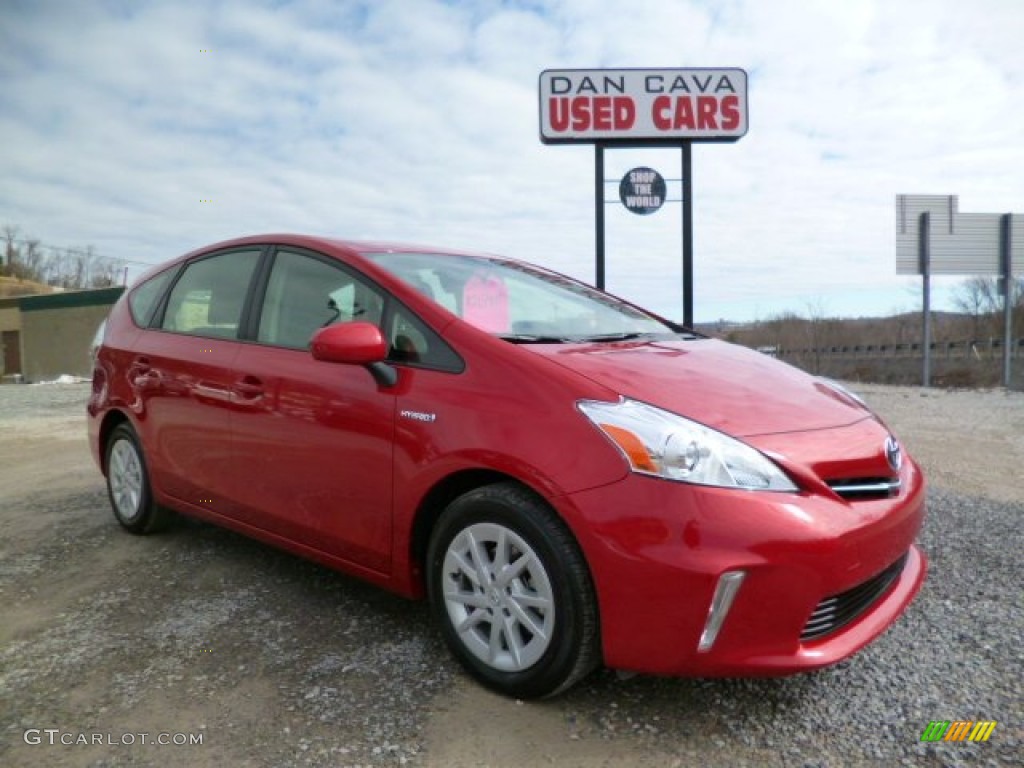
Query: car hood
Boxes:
[{"xmin": 529, "ymin": 338, "xmax": 871, "ymax": 437}]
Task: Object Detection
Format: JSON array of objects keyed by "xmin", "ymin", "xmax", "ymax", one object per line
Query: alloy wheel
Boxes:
[
  {"xmin": 441, "ymin": 522, "xmax": 556, "ymax": 672},
  {"xmin": 109, "ymin": 438, "xmax": 143, "ymax": 521}
]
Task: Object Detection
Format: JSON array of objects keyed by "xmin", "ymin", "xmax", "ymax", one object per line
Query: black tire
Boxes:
[
  {"xmin": 104, "ymin": 423, "xmax": 167, "ymax": 534},
  {"xmin": 426, "ymin": 482, "xmax": 600, "ymax": 698}
]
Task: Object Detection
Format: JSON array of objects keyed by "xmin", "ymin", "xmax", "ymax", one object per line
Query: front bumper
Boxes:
[{"xmin": 561, "ymin": 454, "xmax": 926, "ymax": 677}]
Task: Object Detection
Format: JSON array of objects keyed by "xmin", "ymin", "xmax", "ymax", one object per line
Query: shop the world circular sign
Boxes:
[{"xmin": 619, "ymin": 167, "xmax": 666, "ymax": 215}]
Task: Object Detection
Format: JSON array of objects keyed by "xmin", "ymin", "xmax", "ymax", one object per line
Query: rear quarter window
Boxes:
[{"xmin": 127, "ymin": 268, "xmax": 177, "ymax": 327}]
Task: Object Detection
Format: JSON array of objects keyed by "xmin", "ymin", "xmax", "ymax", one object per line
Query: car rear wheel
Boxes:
[
  {"xmin": 105, "ymin": 423, "xmax": 166, "ymax": 534},
  {"xmin": 427, "ymin": 482, "xmax": 600, "ymax": 698}
]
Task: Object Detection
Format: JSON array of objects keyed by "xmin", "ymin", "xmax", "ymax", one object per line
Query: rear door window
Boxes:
[{"xmin": 160, "ymin": 250, "xmax": 261, "ymax": 338}]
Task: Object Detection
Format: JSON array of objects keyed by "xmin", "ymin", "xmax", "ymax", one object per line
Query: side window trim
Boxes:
[{"xmin": 239, "ymin": 246, "xmax": 274, "ymax": 341}]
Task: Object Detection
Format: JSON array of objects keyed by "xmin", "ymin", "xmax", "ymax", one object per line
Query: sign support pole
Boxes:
[
  {"xmin": 1001, "ymin": 213, "xmax": 1013, "ymax": 389},
  {"xmin": 682, "ymin": 142, "xmax": 694, "ymax": 327},
  {"xmin": 594, "ymin": 144, "xmax": 606, "ymax": 290},
  {"xmin": 919, "ymin": 212, "xmax": 932, "ymax": 387}
]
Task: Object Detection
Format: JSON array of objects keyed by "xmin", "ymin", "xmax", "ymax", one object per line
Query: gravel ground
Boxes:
[{"xmin": 0, "ymin": 382, "xmax": 1021, "ymax": 767}]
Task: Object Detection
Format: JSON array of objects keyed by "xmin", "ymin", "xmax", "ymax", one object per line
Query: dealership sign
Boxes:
[{"xmin": 539, "ymin": 68, "xmax": 748, "ymax": 143}]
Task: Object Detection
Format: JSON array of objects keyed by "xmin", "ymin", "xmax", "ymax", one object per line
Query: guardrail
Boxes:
[{"xmin": 778, "ymin": 338, "xmax": 1024, "ymax": 360}]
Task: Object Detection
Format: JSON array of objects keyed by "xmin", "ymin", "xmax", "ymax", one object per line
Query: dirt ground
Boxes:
[{"xmin": 1, "ymin": 382, "xmax": 1021, "ymax": 767}]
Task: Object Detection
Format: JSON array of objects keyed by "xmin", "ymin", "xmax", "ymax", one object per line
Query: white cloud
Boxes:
[{"xmin": 1, "ymin": 0, "xmax": 1021, "ymax": 322}]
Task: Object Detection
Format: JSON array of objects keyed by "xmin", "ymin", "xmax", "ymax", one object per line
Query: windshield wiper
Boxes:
[
  {"xmin": 497, "ymin": 334, "xmax": 571, "ymax": 344},
  {"xmin": 577, "ymin": 332, "xmax": 647, "ymax": 342},
  {"xmin": 583, "ymin": 331, "xmax": 705, "ymax": 342}
]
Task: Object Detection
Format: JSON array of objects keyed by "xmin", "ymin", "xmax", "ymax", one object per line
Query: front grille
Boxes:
[
  {"xmin": 800, "ymin": 552, "xmax": 909, "ymax": 642},
  {"xmin": 828, "ymin": 477, "xmax": 901, "ymax": 500}
]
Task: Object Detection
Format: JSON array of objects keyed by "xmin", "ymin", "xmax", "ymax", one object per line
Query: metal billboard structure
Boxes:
[
  {"xmin": 895, "ymin": 194, "xmax": 1019, "ymax": 387},
  {"xmin": 539, "ymin": 68, "xmax": 749, "ymax": 327}
]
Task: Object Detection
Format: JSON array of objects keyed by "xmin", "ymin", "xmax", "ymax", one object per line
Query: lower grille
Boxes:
[{"xmin": 801, "ymin": 552, "xmax": 909, "ymax": 642}]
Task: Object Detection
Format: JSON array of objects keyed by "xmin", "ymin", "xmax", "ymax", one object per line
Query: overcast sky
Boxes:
[{"xmin": 2, "ymin": 0, "xmax": 1022, "ymax": 323}]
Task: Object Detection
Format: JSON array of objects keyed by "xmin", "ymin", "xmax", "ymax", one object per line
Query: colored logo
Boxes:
[{"xmin": 920, "ymin": 720, "xmax": 997, "ymax": 742}]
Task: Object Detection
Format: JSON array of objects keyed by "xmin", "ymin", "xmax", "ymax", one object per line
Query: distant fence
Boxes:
[
  {"xmin": 775, "ymin": 338, "xmax": 1024, "ymax": 390},
  {"xmin": 779, "ymin": 337, "xmax": 1024, "ymax": 360}
]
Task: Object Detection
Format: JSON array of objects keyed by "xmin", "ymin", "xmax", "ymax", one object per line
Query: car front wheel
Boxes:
[
  {"xmin": 426, "ymin": 482, "xmax": 600, "ymax": 698},
  {"xmin": 105, "ymin": 422, "xmax": 167, "ymax": 534}
]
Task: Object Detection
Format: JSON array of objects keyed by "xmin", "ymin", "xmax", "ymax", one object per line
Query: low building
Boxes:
[
  {"xmin": 0, "ymin": 286, "xmax": 124, "ymax": 382},
  {"xmin": 0, "ymin": 296, "xmax": 23, "ymax": 379}
]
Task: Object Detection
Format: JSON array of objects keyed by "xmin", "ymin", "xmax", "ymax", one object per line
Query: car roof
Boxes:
[
  {"xmin": 125, "ymin": 233, "xmax": 516, "ymax": 301},
  {"xmin": 185, "ymin": 234, "xmax": 501, "ymax": 261}
]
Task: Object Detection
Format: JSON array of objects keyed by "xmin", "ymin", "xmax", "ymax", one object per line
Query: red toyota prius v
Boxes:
[{"xmin": 88, "ymin": 235, "xmax": 927, "ymax": 698}]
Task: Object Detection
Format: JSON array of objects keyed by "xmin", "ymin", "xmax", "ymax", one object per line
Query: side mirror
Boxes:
[{"xmin": 310, "ymin": 322, "xmax": 387, "ymax": 365}]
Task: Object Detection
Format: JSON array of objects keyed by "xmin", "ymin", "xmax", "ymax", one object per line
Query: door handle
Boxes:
[
  {"xmin": 194, "ymin": 382, "xmax": 232, "ymax": 402},
  {"xmin": 232, "ymin": 376, "xmax": 265, "ymax": 400}
]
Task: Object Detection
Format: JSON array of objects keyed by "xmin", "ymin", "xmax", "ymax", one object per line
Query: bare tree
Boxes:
[
  {"xmin": 2, "ymin": 226, "xmax": 14, "ymax": 266},
  {"xmin": 952, "ymin": 275, "xmax": 1024, "ymax": 340},
  {"xmin": 2, "ymin": 225, "xmax": 22, "ymax": 278},
  {"xmin": 21, "ymin": 239, "xmax": 44, "ymax": 279},
  {"xmin": 802, "ymin": 298, "xmax": 836, "ymax": 373},
  {"xmin": 90, "ymin": 257, "xmax": 123, "ymax": 287},
  {"xmin": 1, "ymin": 224, "xmax": 124, "ymax": 289}
]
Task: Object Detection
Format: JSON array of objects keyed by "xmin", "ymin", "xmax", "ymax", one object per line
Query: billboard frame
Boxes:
[{"xmin": 896, "ymin": 195, "xmax": 1017, "ymax": 388}]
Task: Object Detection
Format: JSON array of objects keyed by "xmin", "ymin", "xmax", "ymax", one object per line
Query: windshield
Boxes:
[{"xmin": 363, "ymin": 251, "xmax": 678, "ymax": 341}]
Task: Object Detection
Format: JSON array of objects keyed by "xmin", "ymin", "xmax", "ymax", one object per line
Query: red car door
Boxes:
[
  {"xmin": 226, "ymin": 249, "xmax": 395, "ymax": 574},
  {"xmin": 135, "ymin": 249, "xmax": 261, "ymax": 513}
]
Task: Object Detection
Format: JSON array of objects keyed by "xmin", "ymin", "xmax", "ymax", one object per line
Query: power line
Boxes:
[{"xmin": 3, "ymin": 236, "xmax": 157, "ymax": 267}]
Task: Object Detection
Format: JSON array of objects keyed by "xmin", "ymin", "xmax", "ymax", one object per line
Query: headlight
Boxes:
[{"xmin": 578, "ymin": 399, "xmax": 798, "ymax": 492}]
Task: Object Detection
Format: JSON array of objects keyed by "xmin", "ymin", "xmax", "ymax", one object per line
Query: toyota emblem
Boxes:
[{"xmin": 885, "ymin": 436, "xmax": 902, "ymax": 472}]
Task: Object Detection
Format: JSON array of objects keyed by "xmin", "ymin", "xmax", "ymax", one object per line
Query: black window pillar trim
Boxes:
[{"xmin": 240, "ymin": 245, "xmax": 276, "ymax": 341}]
